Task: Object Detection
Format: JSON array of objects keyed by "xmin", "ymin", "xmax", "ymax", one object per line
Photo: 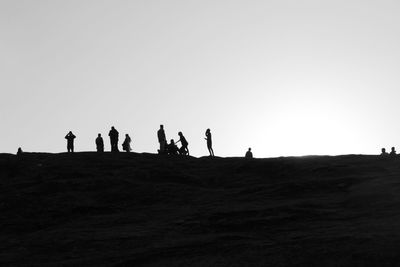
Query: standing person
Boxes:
[
  {"xmin": 176, "ymin": 131, "xmax": 189, "ymax": 155},
  {"xmin": 122, "ymin": 134, "xmax": 132, "ymax": 152},
  {"xmin": 205, "ymin": 128, "xmax": 214, "ymax": 157},
  {"xmin": 157, "ymin": 125, "xmax": 166, "ymax": 154},
  {"xmin": 95, "ymin": 133, "xmax": 104, "ymax": 152},
  {"xmin": 245, "ymin": 148, "xmax": 253, "ymax": 158},
  {"xmin": 65, "ymin": 131, "xmax": 76, "ymax": 153},
  {"xmin": 108, "ymin": 126, "xmax": 119, "ymax": 152}
]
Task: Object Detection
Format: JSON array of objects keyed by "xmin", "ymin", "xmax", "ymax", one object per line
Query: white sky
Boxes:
[{"xmin": 1, "ymin": 0, "xmax": 400, "ymax": 157}]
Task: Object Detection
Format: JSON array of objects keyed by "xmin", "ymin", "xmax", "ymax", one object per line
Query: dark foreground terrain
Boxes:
[{"xmin": 1, "ymin": 153, "xmax": 400, "ymax": 266}]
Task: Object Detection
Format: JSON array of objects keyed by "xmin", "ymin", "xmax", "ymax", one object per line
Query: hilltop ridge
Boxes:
[{"xmin": 1, "ymin": 153, "xmax": 400, "ymax": 266}]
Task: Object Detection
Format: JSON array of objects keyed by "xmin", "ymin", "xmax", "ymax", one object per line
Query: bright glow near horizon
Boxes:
[{"xmin": 1, "ymin": 1, "xmax": 400, "ymax": 157}]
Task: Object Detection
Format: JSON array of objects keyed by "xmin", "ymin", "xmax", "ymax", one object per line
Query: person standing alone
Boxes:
[
  {"xmin": 157, "ymin": 125, "xmax": 166, "ymax": 154},
  {"xmin": 65, "ymin": 131, "xmax": 76, "ymax": 153},
  {"xmin": 205, "ymin": 128, "xmax": 214, "ymax": 157}
]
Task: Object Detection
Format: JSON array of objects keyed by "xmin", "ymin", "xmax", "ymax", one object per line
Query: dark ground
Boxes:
[{"xmin": 1, "ymin": 152, "xmax": 400, "ymax": 266}]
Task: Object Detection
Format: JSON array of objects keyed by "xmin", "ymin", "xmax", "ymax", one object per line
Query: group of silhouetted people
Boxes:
[
  {"xmin": 65, "ymin": 127, "xmax": 132, "ymax": 153},
  {"xmin": 381, "ymin": 147, "xmax": 397, "ymax": 157},
  {"xmin": 63, "ymin": 125, "xmax": 216, "ymax": 156},
  {"xmin": 21, "ymin": 126, "xmax": 259, "ymax": 157},
  {"xmin": 157, "ymin": 125, "xmax": 193, "ymax": 156},
  {"xmin": 14, "ymin": 131, "xmax": 400, "ymax": 158}
]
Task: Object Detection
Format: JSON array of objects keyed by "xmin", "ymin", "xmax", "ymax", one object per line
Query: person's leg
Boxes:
[{"xmin": 160, "ymin": 141, "xmax": 165, "ymax": 153}]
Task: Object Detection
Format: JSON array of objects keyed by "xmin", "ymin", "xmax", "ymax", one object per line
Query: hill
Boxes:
[{"xmin": 1, "ymin": 152, "xmax": 400, "ymax": 266}]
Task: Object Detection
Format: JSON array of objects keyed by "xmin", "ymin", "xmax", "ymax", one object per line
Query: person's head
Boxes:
[
  {"xmin": 98, "ymin": 133, "xmax": 101, "ymax": 137},
  {"xmin": 111, "ymin": 126, "xmax": 115, "ymax": 130},
  {"xmin": 382, "ymin": 148, "xmax": 386, "ymax": 153},
  {"xmin": 170, "ymin": 139, "xmax": 174, "ymax": 144},
  {"xmin": 69, "ymin": 131, "xmax": 72, "ymax": 134},
  {"xmin": 178, "ymin": 131, "xmax": 182, "ymax": 136},
  {"xmin": 392, "ymin": 147, "xmax": 396, "ymax": 151},
  {"xmin": 206, "ymin": 128, "xmax": 210, "ymax": 133},
  {"xmin": 248, "ymin": 148, "xmax": 251, "ymax": 151},
  {"xmin": 126, "ymin": 134, "xmax": 129, "ymax": 137},
  {"xmin": 160, "ymin": 125, "xmax": 164, "ymax": 129}
]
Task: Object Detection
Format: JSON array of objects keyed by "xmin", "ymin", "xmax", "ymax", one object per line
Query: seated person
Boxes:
[
  {"xmin": 245, "ymin": 148, "xmax": 253, "ymax": 158},
  {"xmin": 167, "ymin": 139, "xmax": 178, "ymax": 155},
  {"xmin": 381, "ymin": 148, "xmax": 388, "ymax": 156}
]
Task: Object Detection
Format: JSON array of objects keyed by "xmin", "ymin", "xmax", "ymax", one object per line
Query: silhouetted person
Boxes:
[
  {"xmin": 96, "ymin": 133, "xmax": 104, "ymax": 152},
  {"xmin": 167, "ymin": 139, "xmax": 178, "ymax": 155},
  {"xmin": 122, "ymin": 134, "xmax": 132, "ymax": 152},
  {"xmin": 65, "ymin": 131, "xmax": 76, "ymax": 153},
  {"xmin": 16, "ymin": 147, "xmax": 23, "ymax": 156},
  {"xmin": 381, "ymin": 148, "xmax": 388, "ymax": 156},
  {"xmin": 109, "ymin": 126, "xmax": 119, "ymax": 152},
  {"xmin": 245, "ymin": 148, "xmax": 253, "ymax": 158},
  {"xmin": 176, "ymin": 131, "xmax": 189, "ymax": 155},
  {"xmin": 390, "ymin": 147, "xmax": 397, "ymax": 156},
  {"xmin": 205, "ymin": 128, "xmax": 214, "ymax": 157},
  {"xmin": 158, "ymin": 125, "xmax": 166, "ymax": 154}
]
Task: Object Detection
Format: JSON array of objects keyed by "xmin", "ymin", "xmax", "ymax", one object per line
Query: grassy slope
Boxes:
[{"xmin": 1, "ymin": 153, "xmax": 400, "ymax": 266}]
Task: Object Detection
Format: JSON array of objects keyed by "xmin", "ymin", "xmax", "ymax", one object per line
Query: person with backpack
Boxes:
[
  {"xmin": 122, "ymin": 134, "xmax": 132, "ymax": 152},
  {"xmin": 95, "ymin": 133, "xmax": 104, "ymax": 152}
]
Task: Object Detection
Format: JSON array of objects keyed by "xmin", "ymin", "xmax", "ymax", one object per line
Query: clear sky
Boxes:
[{"xmin": 1, "ymin": 0, "xmax": 400, "ymax": 157}]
